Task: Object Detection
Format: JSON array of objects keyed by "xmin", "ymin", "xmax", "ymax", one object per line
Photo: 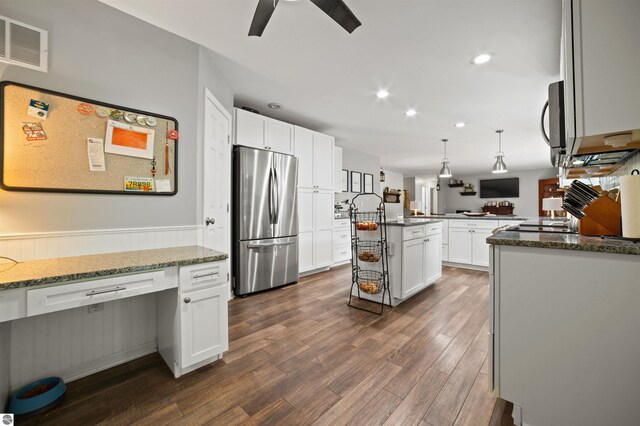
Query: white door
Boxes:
[
  {"xmin": 294, "ymin": 126, "xmax": 314, "ymax": 189},
  {"xmin": 425, "ymin": 233, "xmax": 442, "ymax": 284},
  {"xmin": 297, "ymin": 189, "xmax": 314, "ymax": 233},
  {"xmin": 298, "ymin": 231, "xmax": 314, "ymax": 273},
  {"xmin": 314, "ymin": 190, "xmax": 334, "ymax": 231},
  {"xmin": 313, "ymin": 133, "xmax": 334, "ymax": 190},
  {"xmin": 333, "ymin": 147, "xmax": 343, "ymax": 193},
  {"xmin": 267, "ymin": 119, "xmax": 294, "ymax": 154},
  {"xmin": 234, "ymin": 108, "xmax": 265, "ymax": 149},
  {"xmin": 401, "ymin": 238, "xmax": 425, "ymax": 298},
  {"xmin": 471, "ymin": 229, "xmax": 493, "ymax": 267},
  {"xmin": 314, "ymin": 229, "xmax": 333, "ymax": 268},
  {"xmin": 203, "ymin": 89, "xmax": 231, "ymax": 253},
  {"xmin": 180, "ymin": 285, "xmax": 229, "ymax": 368},
  {"xmin": 449, "ymin": 228, "xmax": 472, "ymax": 264}
]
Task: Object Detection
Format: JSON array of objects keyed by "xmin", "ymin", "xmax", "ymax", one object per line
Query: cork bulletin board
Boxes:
[{"xmin": 0, "ymin": 81, "xmax": 178, "ymax": 195}]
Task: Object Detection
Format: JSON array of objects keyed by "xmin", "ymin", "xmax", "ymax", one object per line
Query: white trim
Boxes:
[
  {"xmin": 204, "ymin": 87, "xmax": 231, "ymax": 121},
  {"xmin": 0, "ymin": 225, "xmax": 202, "ymax": 240}
]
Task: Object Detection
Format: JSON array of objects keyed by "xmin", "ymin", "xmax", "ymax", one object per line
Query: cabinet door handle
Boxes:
[
  {"xmin": 85, "ymin": 286, "xmax": 126, "ymax": 296},
  {"xmin": 193, "ymin": 272, "xmax": 218, "ymax": 279},
  {"xmin": 184, "ymin": 297, "xmax": 191, "ymax": 304}
]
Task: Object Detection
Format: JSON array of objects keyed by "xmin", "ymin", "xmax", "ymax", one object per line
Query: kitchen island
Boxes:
[
  {"xmin": 488, "ymin": 230, "xmax": 640, "ymax": 426},
  {"xmin": 354, "ymin": 219, "xmax": 443, "ymax": 307}
]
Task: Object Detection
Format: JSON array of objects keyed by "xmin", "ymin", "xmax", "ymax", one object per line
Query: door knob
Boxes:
[
  {"xmin": 184, "ymin": 297, "xmax": 191, "ymax": 304},
  {"xmin": 205, "ymin": 217, "xmax": 215, "ymax": 226}
]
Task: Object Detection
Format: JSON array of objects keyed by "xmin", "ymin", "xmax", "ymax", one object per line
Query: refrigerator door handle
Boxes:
[
  {"xmin": 268, "ymin": 167, "xmax": 274, "ymax": 224},
  {"xmin": 247, "ymin": 240, "xmax": 296, "ymax": 248},
  {"xmin": 273, "ymin": 167, "xmax": 280, "ymax": 224}
]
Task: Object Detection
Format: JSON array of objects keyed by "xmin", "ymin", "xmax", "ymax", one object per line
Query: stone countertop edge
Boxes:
[
  {"xmin": 413, "ymin": 215, "xmax": 529, "ymax": 221},
  {"xmin": 487, "ymin": 231, "xmax": 640, "ymax": 256},
  {"xmin": 385, "ymin": 219, "xmax": 443, "ymax": 227},
  {"xmin": 0, "ymin": 246, "xmax": 229, "ymax": 291}
]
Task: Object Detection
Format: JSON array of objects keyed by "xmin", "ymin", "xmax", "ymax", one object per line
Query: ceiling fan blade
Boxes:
[
  {"xmin": 249, "ymin": 0, "xmax": 279, "ymax": 37},
  {"xmin": 309, "ymin": 0, "xmax": 362, "ymax": 34}
]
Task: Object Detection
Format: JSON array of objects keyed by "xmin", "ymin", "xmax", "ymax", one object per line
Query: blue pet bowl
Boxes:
[{"xmin": 8, "ymin": 376, "xmax": 66, "ymax": 416}]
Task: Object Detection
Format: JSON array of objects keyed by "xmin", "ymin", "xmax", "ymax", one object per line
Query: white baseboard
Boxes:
[{"xmin": 443, "ymin": 261, "xmax": 488, "ymax": 272}]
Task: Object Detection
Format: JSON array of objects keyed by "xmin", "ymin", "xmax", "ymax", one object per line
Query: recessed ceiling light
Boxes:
[
  {"xmin": 267, "ymin": 103, "xmax": 282, "ymax": 110},
  {"xmin": 470, "ymin": 53, "xmax": 491, "ymax": 65},
  {"xmin": 405, "ymin": 109, "xmax": 417, "ymax": 117},
  {"xmin": 376, "ymin": 89, "xmax": 389, "ymax": 99},
  {"xmin": 454, "ymin": 122, "xmax": 466, "ymax": 128}
]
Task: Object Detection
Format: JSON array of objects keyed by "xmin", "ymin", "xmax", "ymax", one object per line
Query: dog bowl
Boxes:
[{"xmin": 8, "ymin": 376, "xmax": 66, "ymax": 416}]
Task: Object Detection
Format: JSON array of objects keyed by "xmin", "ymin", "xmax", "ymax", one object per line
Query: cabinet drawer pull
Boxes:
[
  {"xmin": 184, "ymin": 297, "xmax": 191, "ymax": 304},
  {"xmin": 85, "ymin": 286, "xmax": 126, "ymax": 296},
  {"xmin": 430, "ymin": 227, "xmax": 438, "ymax": 231},
  {"xmin": 193, "ymin": 272, "xmax": 218, "ymax": 279},
  {"xmin": 340, "ymin": 234, "xmax": 348, "ymax": 238}
]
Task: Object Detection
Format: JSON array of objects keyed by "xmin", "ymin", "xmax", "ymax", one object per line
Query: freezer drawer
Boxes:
[{"xmin": 235, "ymin": 236, "xmax": 298, "ymax": 296}]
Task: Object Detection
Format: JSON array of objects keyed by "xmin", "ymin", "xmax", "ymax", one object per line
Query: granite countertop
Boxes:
[
  {"xmin": 0, "ymin": 245, "xmax": 229, "ymax": 291},
  {"xmin": 415, "ymin": 215, "xmax": 529, "ymax": 221},
  {"xmin": 385, "ymin": 218, "xmax": 443, "ymax": 227},
  {"xmin": 488, "ymin": 231, "xmax": 640, "ymax": 256}
]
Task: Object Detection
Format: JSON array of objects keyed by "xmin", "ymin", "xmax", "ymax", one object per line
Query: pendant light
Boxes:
[
  {"xmin": 492, "ymin": 129, "xmax": 508, "ymax": 173},
  {"xmin": 379, "ymin": 167, "xmax": 386, "ymax": 182},
  {"xmin": 438, "ymin": 139, "xmax": 452, "ymax": 178}
]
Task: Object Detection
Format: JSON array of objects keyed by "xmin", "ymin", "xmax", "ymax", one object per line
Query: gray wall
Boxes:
[
  {"xmin": 335, "ymin": 146, "xmax": 381, "ymax": 212},
  {"xmin": 383, "ymin": 170, "xmax": 404, "ymax": 219},
  {"xmin": 0, "ymin": 0, "xmax": 233, "ymax": 233},
  {"xmin": 440, "ymin": 168, "xmax": 558, "ymax": 217}
]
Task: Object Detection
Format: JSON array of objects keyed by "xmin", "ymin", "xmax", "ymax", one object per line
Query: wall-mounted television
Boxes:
[{"xmin": 480, "ymin": 178, "xmax": 519, "ymax": 198}]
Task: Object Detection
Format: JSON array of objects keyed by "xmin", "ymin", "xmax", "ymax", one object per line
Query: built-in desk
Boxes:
[{"xmin": 0, "ymin": 246, "xmax": 229, "ymax": 409}]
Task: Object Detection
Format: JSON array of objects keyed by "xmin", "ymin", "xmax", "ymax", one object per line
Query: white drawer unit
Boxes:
[
  {"xmin": 26, "ymin": 270, "xmax": 172, "ymax": 317},
  {"xmin": 333, "ymin": 246, "xmax": 352, "ymax": 263},
  {"xmin": 426, "ymin": 222, "xmax": 442, "ymax": 236},
  {"xmin": 402, "ymin": 225, "xmax": 426, "ymax": 241},
  {"xmin": 179, "ymin": 262, "xmax": 227, "ymax": 293},
  {"xmin": 332, "ymin": 219, "xmax": 352, "ymax": 266},
  {"xmin": 333, "ymin": 228, "xmax": 351, "ymax": 246},
  {"xmin": 449, "ymin": 219, "xmax": 499, "ymax": 229}
]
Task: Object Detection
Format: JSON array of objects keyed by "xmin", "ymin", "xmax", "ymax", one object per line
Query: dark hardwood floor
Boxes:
[{"xmin": 22, "ymin": 265, "xmax": 514, "ymax": 425}]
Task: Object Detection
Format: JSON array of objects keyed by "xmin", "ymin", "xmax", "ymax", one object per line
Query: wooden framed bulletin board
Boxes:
[{"xmin": 0, "ymin": 81, "xmax": 178, "ymax": 195}]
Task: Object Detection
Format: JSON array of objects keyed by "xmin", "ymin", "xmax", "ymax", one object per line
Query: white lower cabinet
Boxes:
[
  {"xmin": 385, "ymin": 223, "xmax": 443, "ymax": 304},
  {"xmin": 447, "ymin": 220, "xmax": 499, "ymax": 268},
  {"xmin": 298, "ymin": 189, "xmax": 333, "ymax": 273},
  {"xmin": 332, "ymin": 219, "xmax": 351, "ymax": 265},
  {"xmin": 401, "ymin": 237, "xmax": 426, "ymax": 298},
  {"xmin": 158, "ymin": 261, "xmax": 229, "ymax": 378},
  {"xmin": 180, "ymin": 285, "xmax": 228, "ymax": 368}
]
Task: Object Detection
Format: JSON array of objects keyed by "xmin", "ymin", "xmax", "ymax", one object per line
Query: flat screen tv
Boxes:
[{"xmin": 480, "ymin": 178, "xmax": 519, "ymax": 198}]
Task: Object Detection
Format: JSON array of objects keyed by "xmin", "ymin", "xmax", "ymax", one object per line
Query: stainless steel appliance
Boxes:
[
  {"xmin": 541, "ymin": 80, "xmax": 566, "ymax": 167},
  {"xmin": 233, "ymin": 146, "xmax": 299, "ymax": 296}
]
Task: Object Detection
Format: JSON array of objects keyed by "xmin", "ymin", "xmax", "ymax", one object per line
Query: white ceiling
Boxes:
[{"xmin": 100, "ymin": 0, "xmax": 561, "ymax": 176}]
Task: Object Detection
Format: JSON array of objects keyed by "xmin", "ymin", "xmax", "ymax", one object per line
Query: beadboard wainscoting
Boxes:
[
  {"xmin": 0, "ymin": 225, "xmax": 203, "ymax": 262},
  {"xmin": 1, "ymin": 225, "xmax": 203, "ymax": 390}
]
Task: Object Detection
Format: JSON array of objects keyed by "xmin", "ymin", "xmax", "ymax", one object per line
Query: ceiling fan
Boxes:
[{"xmin": 249, "ymin": 0, "xmax": 362, "ymax": 37}]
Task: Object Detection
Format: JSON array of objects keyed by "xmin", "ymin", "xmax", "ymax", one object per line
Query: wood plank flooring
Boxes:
[{"xmin": 22, "ymin": 265, "xmax": 514, "ymax": 425}]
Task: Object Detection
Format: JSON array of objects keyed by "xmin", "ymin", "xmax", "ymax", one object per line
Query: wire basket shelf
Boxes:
[
  {"xmin": 355, "ymin": 240, "xmax": 382, "ymax": 263},
  {"xmin": 356, "ymin": 270, "xmax": 384, "ymax": 295}
]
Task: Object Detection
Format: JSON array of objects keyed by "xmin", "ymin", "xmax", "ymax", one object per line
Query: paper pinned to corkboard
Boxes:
[{"xmin": 0, "ymin": 81, "xmax": 178, "ymax": 195}]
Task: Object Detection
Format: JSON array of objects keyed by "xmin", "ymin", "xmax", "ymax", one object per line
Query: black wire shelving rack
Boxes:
[{"xmin": 347, "ymin": 193, "xmax": 391, "ymax": 315}]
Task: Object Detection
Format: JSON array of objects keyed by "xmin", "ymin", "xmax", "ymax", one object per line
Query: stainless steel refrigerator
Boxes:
[{"xmin": 233, "ymin": 146, "xmax": 299, "ymax": 296}]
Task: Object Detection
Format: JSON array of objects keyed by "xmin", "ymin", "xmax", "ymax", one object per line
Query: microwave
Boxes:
[{"xmin": 541, "ymin": 81, "xmax": 566, "ymax": 167}]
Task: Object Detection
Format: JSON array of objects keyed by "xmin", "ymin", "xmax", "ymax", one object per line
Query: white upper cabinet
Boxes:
[
  {"xmin": 233, "ymin": 108, "xmax": 294, "ymax": 155},
  {"xmin": 234, "ymin": 108, "xmax": 265, "ymax": 150},
  {"xmin": 313, "ymin": 133, "xmax": 335, "ymax": 190},
  {"xmin": 294, "ymin": 126, "xmax": 314, "ymax": 188},
  {"xmin": 294, "ymin": 126, "xmax": 334, "ymax": 190},
  {"xmin": 563, "ymin": 0, "xmax": 640, "ymax": 143},
  {"xmin": 333, "ymin": 146, "xmax": 343, "ymax": 193},
  {"xmin": 266, "ymin": 119, "xmax": 294, "ymax": 154}
]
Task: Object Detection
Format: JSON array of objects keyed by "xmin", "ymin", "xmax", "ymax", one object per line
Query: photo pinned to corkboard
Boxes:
[{"xmin": 0, "ymin": 81, "xmax": 178, "ymax": 195}]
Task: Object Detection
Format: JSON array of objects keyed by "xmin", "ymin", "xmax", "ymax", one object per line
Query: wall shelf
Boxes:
[
  {"xmin": 448, "ymin": 183, "xmax": 464, "ymax": 188},
  {"xmin": 460, "ymin": 191, "xmax": 476, "ymax": 196}
]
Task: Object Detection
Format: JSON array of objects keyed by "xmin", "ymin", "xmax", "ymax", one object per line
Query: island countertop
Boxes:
[
  {"xmin": 385, "ymin": 218, "xmax": 443, "ymax": 227},
  {"xmin": 0, "ymin": 246, "xmax": 229, "ymax": 291},
  {"xmin": 411, "ymin": 214, "xmax": 529, "ymax": 221},
  {"xmin": 488, "ymin": 231, "xmax": 640, "ymax": 256}
]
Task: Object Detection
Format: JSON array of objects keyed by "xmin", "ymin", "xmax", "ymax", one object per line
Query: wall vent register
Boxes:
[{"xmin": 0, "ymin": 15, "xmax": 48, "ymax": 72}]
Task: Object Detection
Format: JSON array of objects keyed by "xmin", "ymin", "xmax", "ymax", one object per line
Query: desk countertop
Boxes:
[{"xmin": 0, "ymin": 246, "xmax": 228, "ymax": 291}]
